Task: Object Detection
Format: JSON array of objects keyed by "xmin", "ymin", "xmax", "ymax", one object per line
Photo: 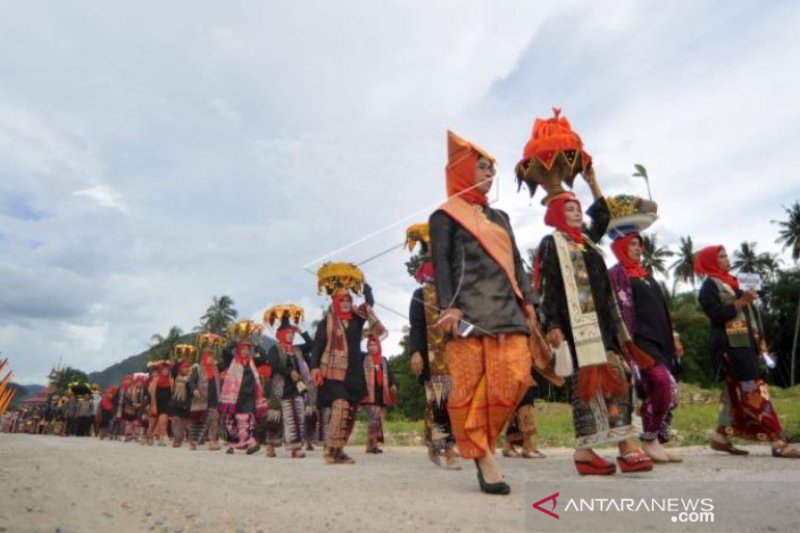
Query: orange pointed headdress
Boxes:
[
  {"xmin": 446, "ymin": 130, "xmax": 495, "ymax": 206},
  {"xmin": 515, "ymin": 108, "xmax": 592, "ymax": 205}
]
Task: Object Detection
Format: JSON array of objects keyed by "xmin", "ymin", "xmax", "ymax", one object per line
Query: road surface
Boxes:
[{"xmin": 1, "ymin": 434, "xmax": 798, "ymax": 532}]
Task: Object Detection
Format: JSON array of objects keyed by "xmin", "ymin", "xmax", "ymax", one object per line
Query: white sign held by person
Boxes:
[{"xmin": 737, "ymin": 272, "xmax": 762, "ymax": 291}]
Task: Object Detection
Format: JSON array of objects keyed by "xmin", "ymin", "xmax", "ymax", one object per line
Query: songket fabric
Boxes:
[{"xmin": 445, "ymin": 334, "xmax": 533, "ymax": 459}]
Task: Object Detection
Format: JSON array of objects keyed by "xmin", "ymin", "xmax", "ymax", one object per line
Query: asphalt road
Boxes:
[{"xmin": 1, "ymin": 434, "xmax": 798, "ymax": 533}]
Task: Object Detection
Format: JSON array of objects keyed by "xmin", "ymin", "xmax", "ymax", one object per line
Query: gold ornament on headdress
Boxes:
[
  {"xmin": 263, "ymin": 304, "xmax": 305, "ymax": 328},
  {"xmin": 405, "ymin": 223, "xmax": 430, "ymax": 253},
  {"xmin": 194, "ymin": 333, "xmax": 227, "ymax": 353},
  {"xmin": 227, "ymin": 320, "xmax": 263, "ymax": 343},
  {"xmin": 316, "ymin": 262, "xmax": 365, "ymax": 296},
  {"xmin": 173, "ymin": 343, "xmax": 198, "ymax": 362}
]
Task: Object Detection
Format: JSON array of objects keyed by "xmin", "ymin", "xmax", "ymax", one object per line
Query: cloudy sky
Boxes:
[{"xmin": 2, "ymin": 1, "xmax": 799, "ymax": 383}]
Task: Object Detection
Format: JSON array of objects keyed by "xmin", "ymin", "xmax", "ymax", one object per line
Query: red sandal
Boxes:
[
  {"xmin": 574, "ymin": 451, "xmax": 616, "ymax": 476},
  {"xmin": 617, "ymin": 450, "xmax": 654, "ymax": 473}
]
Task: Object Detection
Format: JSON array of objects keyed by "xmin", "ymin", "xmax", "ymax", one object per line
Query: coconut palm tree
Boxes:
[
  {"xmin": 150, "ymin": 325, "xmax": 184, "ymax": 361},
  {"xmin": 198, "ymin": 295, "xmax": 238, "ymax": 335},
  {"xmin": 669, "ymin": 235, "xmax": 696, "ymax": 291},
  {"xmin": 773, "ymin": 201, "xmax": 800, "ymax": 386},
  {"xmin": 732, "ymin": 241, "xmax": 780, "ymax": 282},
  {"xmin": 774, "ymin": 201, "xmax": 800, "ymax": 262},
  {"xmin": 641, "ymin": 234, "xmax": 673, "ymax": 279}
]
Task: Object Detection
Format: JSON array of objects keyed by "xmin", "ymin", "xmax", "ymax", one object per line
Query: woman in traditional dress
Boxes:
[
  {"xmin": 310, "ymin": 266, "xmax": 385, "ymax": 465},
  {"xmin": 188, "ymin": 334, "xmax": 223, "ymax": 451},
  {"xmin": 429, "ymin": 131, "xmax": 540, "ymax": 494},
  {"xmin": 263, "ymin": 308, "xmax": 313, "ymax": 459},
  {"xmin": 609, "ymin": 230, "xmax": 682, "ymax": 463},
  {"xmin": 148, "ymin": 361, "xmax": 173, "ymax": 446},
  {"xmin": 537, "ymin": 181, "xmax": 653, "ymax": 475},
  {"xmin": 406, "ymin": 223, "xmax": 461, "ymax": 469},
  {"xmin": 169, "ymin": 360, "xmax": 193, "ymax": 447},
  {"xmin": 219, "ymin": 321, "xmax": 268, "ymax": 455},
  {"xmin": 696, "ymin": 245, "xmax": 800, "ymax": 458},
  {"xmin": 361, "ymin": 336, "xmax": 397, "ymax": 454}
]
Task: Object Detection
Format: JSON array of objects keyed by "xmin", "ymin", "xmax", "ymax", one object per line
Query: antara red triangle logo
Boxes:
[{"xmin": 532, "ymin": 492, "xmax": 560, "ymax": 519}]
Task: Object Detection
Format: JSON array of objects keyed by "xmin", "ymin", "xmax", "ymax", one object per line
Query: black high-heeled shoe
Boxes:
[{"xmin": 474, "ymin": 459, "xmax": 511, "ymax": 495}]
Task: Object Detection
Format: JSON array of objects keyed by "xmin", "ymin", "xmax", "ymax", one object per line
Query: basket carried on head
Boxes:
[
  {"xmin": 263, "ymin": 304, "xmax": 305, "ymax": 329},
  {"xmin": 606, "ymin": 194, "xmax": 659, "ymax": 240},
  {"xmin": 316, "ymin": 262, "xmax": 365, "ymax": 296},
  {"xmin": 227, "ymin": 320, "xmax": 263, "ymax": 345},
  {"xmin": 515, "ymin": 108, "xmax": 592, "ymax": 205}
]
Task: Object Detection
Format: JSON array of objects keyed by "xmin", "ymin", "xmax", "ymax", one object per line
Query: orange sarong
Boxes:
[{"xmin": 445, "ymin": 333, "xmax": 533, "ymax": 459}]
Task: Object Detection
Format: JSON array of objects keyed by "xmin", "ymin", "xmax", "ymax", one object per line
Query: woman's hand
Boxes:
[
  {"xmin": 524, "ymin": 304, "xmax": 539, "ymax": 331},
  {"xmin": 673, "ymin": 332, "xmax": 685, "ymax": 358},
  {"xmin": 437, "ymin": 308, "xmax": 463, "ymax": 337},
  {"xmin": 547, "ymin": 328, "xmax": 564, "ymax": 348},
  {"xmin": 410, "ymin": 352, "xmax": 424, "ymax": 377},
  {"xmin": 736, "ymin": 289, "xmax": 757, "ymax": 310}
]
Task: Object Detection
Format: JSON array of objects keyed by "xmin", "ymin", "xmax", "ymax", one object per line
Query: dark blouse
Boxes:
[
  {"xmin": 429, "ymin": 206, "xmax": 535, "ymax": 337},
  {"xmin": 266, "ymin": 332, "xmax": 312, "ymax": 400},
  {"xmin": 539, "ymin": 198, "xmax": 621, "ymax": 363},
  {"xmin": 408, "ymin": 287, "xmax": 431, "ymax": 383},
  {"xmin": 631, "ymin": 276, "xmax": 678, "ymax": 371},
  {"xmin": 698, "ymin": 278, "xmax": 760, "ymax": 382},
  {"xmin": 310, "ymin": 313, "xmax": 368, "ymax": 405}
]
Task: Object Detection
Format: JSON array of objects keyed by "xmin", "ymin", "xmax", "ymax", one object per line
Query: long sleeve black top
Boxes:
[{"xmin": 429, "ymin": 206, "xmax": 535, "ymax": 336}]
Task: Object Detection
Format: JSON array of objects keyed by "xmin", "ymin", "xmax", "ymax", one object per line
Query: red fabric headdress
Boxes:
[
  {"xmin": 276, "ymin": 326, "xmax": 295, "ymax": 351},
  {"xmin": 694, "ymin": 245, "xmax": 739, "ymax": 290},
  {"xmin": 544, "ymin": 193, "xmax": 584, "ymax": 244},
  {"xmin": 611, "ymin": 233, "xmax": 648, "ymax": 279},
  {"xmin": 200, "ymin": 350, "xmax": 217, "ymax": 380},
  {"xmin": 445, "ymin": 130, "xmax": 495, "ymax": 207},
  {"xmin": 368, "ymin": 336, "xmax": 384, "ymax": 387},
  {"xmin": 332, "ymin": 289, "xmax": 354, "ymax": 321}
]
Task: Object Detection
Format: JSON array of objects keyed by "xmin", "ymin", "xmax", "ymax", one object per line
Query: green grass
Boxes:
[{"xmin": 358, "ymin": 384, "xmax": 800, "ymax": 448}]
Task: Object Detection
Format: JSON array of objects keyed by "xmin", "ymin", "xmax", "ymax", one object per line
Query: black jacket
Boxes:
[
  {"xmin": 409, "ymin": 287, "xmax": 430, "ymax": 382},
  {"xmin": 429, "ymin": 206, "xmax": 535, "ymax": 336},
  {"xmin": 698, "ymin": 278, "xmax": 760, "ymax": 381}
]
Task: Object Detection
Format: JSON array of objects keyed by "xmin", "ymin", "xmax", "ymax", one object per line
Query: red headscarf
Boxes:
[
  {"xmin": 101, "ymin": 386, "xmax": 117, "ymax": 411},
  {"xmin": 414, "ymin": 261, "xmax": 435, "ymax": 284},
  {"xmin": 157, "ymin": 363, "xmax": 172, "ymax": 388},
  {"xmin": 276, "ymin": 326, "xmax": 295, "ymax": 351},
  {"xmin": 200, "ymin": 351, "xmax": 217, "ymax": 379},
  {"xmin": 611, "ymin": 233, "xmax": 648, "ymax": 278},
  {"xmin": 446, "ymin": 130, "xmax": 495, "ymax": 207},
  {"xmin": 544, "ymin": 194, "xmax": 584, "ymax": 244},
  {"xmin": 120, "ymin": 374, "xmax": 133, "ymax": 390},
  {"xmin": 234, "ymin": 342, "xmax": 253, "ymax": 365},
  {"xmin": 694, "ymin": 245, "xmax": 739, "ymax": 290},
  {"xmin": 368, "ymin": 337, "xmax": 384, "ymax": 387},
  {"xmin": 332, "ymin": 290, "xmax": 354, "ymax": 321}
]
